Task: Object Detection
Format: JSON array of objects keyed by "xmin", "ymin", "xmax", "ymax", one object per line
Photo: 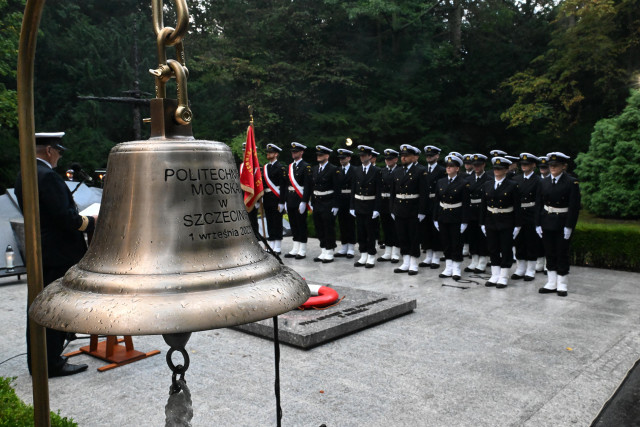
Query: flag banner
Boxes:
[{"xmin": 240, "ymin": 125, "xmax": 264, "ymax": 211}]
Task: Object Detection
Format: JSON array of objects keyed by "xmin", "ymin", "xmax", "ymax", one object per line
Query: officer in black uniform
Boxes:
[
  {"xmin": 15, "ymin": 132, "xmax": 94, "ymax": 377},
  {"xmin": 464, "ymin": 154, "xmax": 491, "ymax": 273},
  {"xmin": 505, "ymin": 155, "xmax": 520, "ymax": 180},
  {"xmin": 262, "ymin": 144, "xmax": 287, "ymax": 254},
  {"xmin": 390, "ymin": 144, "xmax": 428, "ymax": 275},
  {"xmin": 535, "ymin": 155, "xmax": 550, "ymax": 272},
  {"xmin": 378, "ymin": 149, "xmax": 400, "ymax": 263},
  {"xmin": 311, "ymin": 146, "xmax": 340, "ymax": 263},
  {"xmin": 536, "ymin": 152, "xmax": 581, "ymax": 297},
  {"xmin": 433, "ymin": 155, "xmax": 470, "ymax": 280},
  {"xmin": 351, "ymin": 145, "xmax": 382, "ymax": 268},
  {"xmin": 420, "ymin": 145, "xmax": 446, "ymax": 269},
  {"xmin": 480, "ymin": 156, "xmax": 520, "ymax": 288},
  {"xmin": 284, "ymin": 142, "xmax": 313, "ymax": 259},
  {"xmin": 511, "ymin": 153, "xmax": 543, "ymax": 281},
  {"xmin": 334, "ymin": 148, "xmax": 356, "ymax": 258}
]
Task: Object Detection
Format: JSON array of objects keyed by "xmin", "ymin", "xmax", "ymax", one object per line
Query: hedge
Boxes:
[
  {"xmin": 570, "ymin": 222, "xmax": 640, "ymax": 272},
  {"xmin": 0, "ymin": 377, "xmax": 77, "ymax": 427}
]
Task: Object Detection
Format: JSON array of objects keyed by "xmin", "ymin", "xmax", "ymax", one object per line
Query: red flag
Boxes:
[{"xmin": 239, "ymin": 124, "xmax": 264, "ymax": 211}]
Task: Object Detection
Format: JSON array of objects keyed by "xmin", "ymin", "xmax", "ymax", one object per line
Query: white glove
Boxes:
[
  {"xmin": 564, "ymin": 227, "xmax": 572, "ymax": 240},
  {"xmin": 331, "ymin": 207, "xmax": 339, "ymax": 216},
  {"xmin": 513, "ymin": 226, "xmax": 521, "ymax": 239},
  {"xmin": 460, "ymin": 223, "xmax": 468, "ymax": 233},
  {"xmin": 391, "ymin": 213, "xmax": 395, "ymax": 220},
  {"xmin": 298, "ymin": 202, "xmax": 306, "ymax": 214},
  {"xmin": 481, "ymin": 225, "xmax": 486, "ymax": 236},
  {"xmin": 418, "ymin": 214, "xmax": 426, "ymax": 222},
  {"xmin": 536, "ymin": 226, "xmax": 543, "ymax": 238},
  {"xmin": 433, "ymin": 221, "xmax": 439, "ymax": 231},
  {"xmin": 278, "ymin": 204, "xmax": 285, "ymax": 213},
  {"xmin": 255, "ymin": 202, "xmax": 260, "ymax": 209},
  {"xmin": 372, "ymin": 211, "xmax": 380, "ymax": 219},
  {"xmin": 349, "ymin": 209, "xmax": 356, "ymax": 217}
]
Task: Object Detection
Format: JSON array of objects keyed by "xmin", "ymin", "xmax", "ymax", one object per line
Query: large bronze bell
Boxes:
[{"xmin": 29, "ymin": 98, "xmax": 310, "ymax": 335}]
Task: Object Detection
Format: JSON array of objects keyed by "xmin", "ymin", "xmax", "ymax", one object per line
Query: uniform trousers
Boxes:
[
  {"xmin": 27, "ymin": 265, "xmax": 69, "ymax": 374},
  {"xmin": 380, "ymin": 212, "xmax": 397, "ymax": 247},
  {"xmin": 467, "ymin": 221, "xmax": 488, "ymax": 256},
  {"xmin": 263, "ymin": 197, "xmax": 283, "ymax": 241},
  {"xmin": 313, "ymin": 210, "xmax": 337, "ymax": 249},
  {"xmin": 337, "ymin": 209, "xmax": 356, "ymax": 244},
  {"xmin": 542, "ymin": 229, "xmax": 571, "ymax": 275},
  {"xmin": 396, "ymin": 215, "xmax": 421, "ymax": 258},
  {"xmin": 439, "ymin": 222, "xmax": 463, "ymax": 262},
  {"xmin": 356, "ymin": 214, "xmax": 379, "ymax": 255},
  {"xmin": 514, "ymin": 224, "xmax": 543, "ymax": 261},
  {"xmin": 422, "ymin": 215, "xmax": 441, "ymax": 251},
  {"xmin": 287, "ymin": 198, "xmax": 308, "ymax": 243},
  {"xmin": 486, "ymin": 228, "xmax": 514, "ymax": 268}
]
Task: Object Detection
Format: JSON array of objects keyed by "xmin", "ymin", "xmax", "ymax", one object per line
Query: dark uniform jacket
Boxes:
[
  {"xmin": 425, "ymin": 163, "xmax": 447, "ymax": 211},
  {"xmin": 337, "ymin": 164, "xmax": 354, "ymax": 211},
  {"xmin": 311, "ymin": 163, "xmax": 340, "ymax": 213},
  {"xmin": 433, "ymin": 175, "xmax": 470, "ymax": 224},
  {"xmin": 15, "ymin": 159, "xmax": 94, "ymax": 268},
  {"xmin": 350, "ymin": 165, "xmax": 382, "ymax": 215},
  {"xmin": 286, "ymin": 159, "xmax": 313, "ymax": 205},
  {"xmin": 390, "ymin": 163, "xmax": 428, "ymax": 217},
  {"xmin": 480, "ymin": 178, "xmax": 520, "ymax": 231},
  {"xmin": 512, "ymin": 172, "xmax": 541, "ymax": 225},
  {"xmin": 379, "ymin": 165, "xmax": 397, "ymax": 214},
  {"xmin": 466, "ymin": 172, "xmax": 491, "ymax": 222},
  {"xmin": 535, "ymin": 173, "xmax": 580, "ymax": 231},
  {"xmin": 263, "ymin": 160, "xmax": 288, "ymax": 207}
]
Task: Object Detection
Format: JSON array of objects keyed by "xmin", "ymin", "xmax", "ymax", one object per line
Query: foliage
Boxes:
[
  {"xmin": 0, "ymin": 0, "xmax": 23, "ymax": 129},
  {"xmin": 0, "ymin": 377, "xmax": 77, "ymax": 427},
  {"xmin": 574, "ymin": 90, "xmax": 640, "ymax": 218},
  {"xmin": 571, "ymin": 221, "xmax": 640, "ymax": 271}
]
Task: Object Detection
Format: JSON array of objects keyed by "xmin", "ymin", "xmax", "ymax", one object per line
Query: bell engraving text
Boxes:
[{"xmin": 183, "ymin": 209, "xmax": 248, "ymax": 227}]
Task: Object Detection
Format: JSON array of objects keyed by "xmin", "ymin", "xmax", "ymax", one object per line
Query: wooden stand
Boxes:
[{"xmin": 64, "ymin": 335, "xmax": 160, "ymax": 372}]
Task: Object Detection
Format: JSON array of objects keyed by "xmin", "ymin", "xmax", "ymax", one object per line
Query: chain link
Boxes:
[{"xmin": 166, "ymin": 346, "xmax": 190, "ymax": 394}]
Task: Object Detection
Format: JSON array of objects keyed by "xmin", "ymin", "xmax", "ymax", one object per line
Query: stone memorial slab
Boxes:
[{"xmin": 233, "ymin": 283, "xmax": 416, "ymax": 348}]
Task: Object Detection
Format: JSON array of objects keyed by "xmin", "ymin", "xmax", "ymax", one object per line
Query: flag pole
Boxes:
[{"xmin": 248, "ymin": 106, "xmax": 269, "ymax": 243}]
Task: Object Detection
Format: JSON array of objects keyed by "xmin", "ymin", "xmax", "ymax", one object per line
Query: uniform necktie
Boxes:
[
  {"xmin": 448, "ymin": 178, "xmax": 452, "ymax": 184},
  {"xmin": 319, "ymin": 166, "xmax": 323, "ymax": 173},
  {"xmin": 342, "ymin": 166, "xmax": 346, "ymax": 173},
  {"xmin": 363, "ymin": 166, "xmax": 367, "ymax": 174},
  {"xmin": 552, "ymin": 178, "xmax": 557, "ymax": 185}
]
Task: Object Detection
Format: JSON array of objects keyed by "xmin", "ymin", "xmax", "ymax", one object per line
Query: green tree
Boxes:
[{"xmin": 574, "ymin": 90, "xmax": 640, "ymax": 218}]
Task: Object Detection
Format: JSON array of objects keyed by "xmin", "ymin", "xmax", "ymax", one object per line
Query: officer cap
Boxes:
[
  {"xmin": 490, "ymin": 149, "xmax": 507, "ymax": 157},
  {"xmin": 371, "ymin": 150, "xmax": 379, "ymax": 157},
  {"xmin": 290, "ymin": 142, "xmax": 306, "ymax": 152},
  {"xmin": 35, "ymin": 132, "xmax": 67, "ymax": 152},
  {"xmin": 266, "ymin": 143, "xmax": 282, "ymax": 153},
  {"xmin": 492, "ymin": 156, "xmax": 511, "ymax": 169},
  {"xmin": 400, "ymin": 144, "xmax": 420, "ymax": 155},
  {"xmin": 447, "ymin": 151, "xmax": 463, "ymax": 161},
  {"xmin": 546, "ymin": 152, "xmax": 570, "ymax": 165},
  {"xmin": 316, "ymin": 145, "xmax": 333, "ymax": 155},
  {"xmin": 337, "ymin": 148, "xmax": 353, "ymax": 158},
  {"xmin": 519, "ymin": 153, "xmax": 539, "ymax": 164},
  {"xmin": 472, "ymin": 153, "xmax": 487, "ymax": 164},
  {"xmin": 463, "ymin": 154, "xmax": 473, "ymax": 164},
  {"xmin": 357, "ymin": 145, "xmax": 374, "ymax": 155},
  {"xmin": 505, "ymin": 155, "xmax": 520, "ymax": 162},
  {"xmin": 445, "ymin": 155, "xmax": 463, "ymax": 167},
  {"xmin": 424, "ymin": 145, "xmax": 441, "ymax": 155},
  {"xmin": 384, "ymin": 149, "xmax": 399, "ymax": 159},
  {"xmin": 538, "ymin": 156, "xmax": 549, "ymax": 168}
]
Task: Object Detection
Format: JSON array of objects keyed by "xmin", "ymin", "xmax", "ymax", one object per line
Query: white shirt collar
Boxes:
[
  {"xmin": 495, "ymin": 177, "xmax": 506, "ymax": 186},
  {"xmin": 37, "ymin": 158, "xmax": 52, "ymax": 169},
  {"xmin": 294, "ymin": 159, "xmax": 302, "ymax": 166},
  {"xmin": 523, "ymin": 171, "xmax": 534, "ymax": 179},
  {"xmin": 551, "ymin": 172, "xmax": 563, "ymax": 181},
  {"xmin": 269, "ymin": 159, "xmax": 277, "ymax": 165}
]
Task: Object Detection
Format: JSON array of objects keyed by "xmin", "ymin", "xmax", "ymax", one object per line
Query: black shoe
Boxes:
[
  {"xmin": 538, "ymin": 287, "xmax": 556, "ymax": 294},
  {"xmin": 485, "ymin": 281, "xmax": 496, "ymax": 287},
  {"xmin": 543, "ymin": 270, "xmax": 547, "ymax": 275},
  {"xmin": 464, "ymin": 266, "xmax": 474, "ymax": 272},
  {"xmin": 377, "ymin": 257, "xmax": 390, "ymax": 262},
  {"xmin": 430, "ymin": 263, "xmax": 440, "ymax": 269},
  {"xmin": 390, "ymin": 258, "xmax": 400, "ymax": 264},
  {"xmin": 523, "ymin": 275, "xmax": 535, "ymax": 282},
  {"xmin": 295, "ymin": 254, "xmax": 306, "ymax": 260},
  {"xmin": 439, "ymin": 273, "xmax": 451, "ymax": 278},
  {"xmin": 418, "ymin": 262, "xmax": 430, "ymax": 267},
  {"xmin": 474, "ymin": 268, "xmax": 486, "ymax": 274},
  {"xmin": 511, "ymin": 274, "xmax": 524, "ymax": 280},
  {"xmin": 354, "ymin": 261, "xmax": 365, "ymax": 267},
  {"xmin": 313, "ymin": 257, "xmax": 323, "ymax": 262},
  {"xmin": 496, "ymin": 283, "xmax": 507, "ymax": 289},
  {"xmin": 365, "ymin": 263, "xmax": 375, "ymax": 269},
  {"xmin": 284, "ymin": 253, "xmax": 296, "ymax": 258},
  {"xmin": 322, "ymin": 258, "xmax": 334, "ymax": 264},
  {"xmin": 49, "ymin": 362, "xmax": 88, "ymax": 378},
  {"xmin": 408, "ymin": 270, "xmax": 418, "ymax": 276},
  {"xmin": 557, "ymin": 291, "xmax": 568, "ymax": 297},
  {"xmin": 440, "ymin": 256, "xmax": 446, "ymax": 261},
  {"xmin": 346, "ymin": 254, "xmax": 354, "ymax": 259},
  {"xmin": 334, "ymin": 252, "xmax": 347, "ymax": 258},
  {"xmin": 379, "ymin": 244, "xmax": 386, "ymax": 249},
  {"xmin": 452, "ymin": 275, "xmax": 461, "ymax": 281},
  {"xmin": 394, "ymin": 268, "xmax": 408, "ymax": 273}
]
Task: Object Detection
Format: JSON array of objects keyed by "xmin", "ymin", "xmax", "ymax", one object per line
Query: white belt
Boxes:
[
  {"xmin": 288, "ymin": 186, "xmax": 295, "ymax": 192},
  {"xmin": 341, "ymin": 189, "xmax": 352, "ymax": 194},
  {"xmin": 313, "ymin": 190, "xmax": 334, "ymax": 196},
  {"xmin": 521, "ymin": 202, "xmax": 535, "ymax": 208},
  {"xmin": 440, "ymin": 202, "xmax": 462, "ymax": 209},
  {"xmin": 470, "ymin": 199, "xmax": 481, "ymax": 204},
  {"xmin": 265, "ymin": 188, "xmax": 272, "ymax": 193},
  {"xmin": 381, "ymin": 192, "xmax": 391, "ymax": 198},
  {"xmin": 487, "ymin": 206, "xmax": 514, "ymax": 214},
  {"xmin": 355, "ymin": 195, "xmax": 375, "ymax": 201},
  {"xmin": 429, "ymin": 193, "xmax": 436, "ymax": 198},
  {"xmin": 544, "ymin": 205, "xmax": 568, "ymax": 214},
  {"xmin": 397, "ymin": 194, "xmax": 419, "ymax": 200}
]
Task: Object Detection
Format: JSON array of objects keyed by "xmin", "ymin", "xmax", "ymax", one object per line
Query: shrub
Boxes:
[{"xmin": 571, "ymin": 222, "xmax": 640, "ymax": 272}]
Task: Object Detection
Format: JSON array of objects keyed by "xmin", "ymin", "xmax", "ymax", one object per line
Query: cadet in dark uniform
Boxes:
[
  {"xmin": 350, "ymin": 145, "xmax": 382, "ymax": 268},
  {"xmin": 311, "ymin": 146, "xmax": 340, "ymax": 263},
  {"xmin": 461, "ymin": 154, "xmax": 474, "ymax": 257},
  {"xmin": 536, "ymin": 152, "xmax": 581, "ymax": 297},
  {"xmin": 263, "ymin": 144, "xmax": 287, "ymax": 254},
  {"xmin": 535, "ymin": 156, "xmax": 550, "ymax": 272},
  {"xmin": 334, "ymin": 148, "xmax": 356, "ymax": 258},
  {"xmin": 15, "ymin": 132, "xmax": 94, "ymax": 377},
  {"xmin": 391, "ymin": 144, "xmax": 428, "ymax": 275},
  {"xmin": 433, "ymin": 155, "xmax": 470, "ymax": 280},
  {"xmin": 511, "ymin": 153, "xmax": 543, "ymax": 281},
  {"xmin": 285, "ymin": 142, "xmax": 313, "ymax": 259},
  {"xmin": 506, "ymin": 155, "xmax": 520, "ymax": 180},
  {"xmin": 480, "ymin": 156, "xmax": 520, "ymax": 288},
  {"xmin": 378, "ymin": 149, "xmax": 400, "ymax": 263},
  {"xmin": 464, "ymin": 154, "xmax": 491, "ymax": 273},
  {"xmin": 420, "ymin": 145, "xmax": 446, "ymax": 268}
]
